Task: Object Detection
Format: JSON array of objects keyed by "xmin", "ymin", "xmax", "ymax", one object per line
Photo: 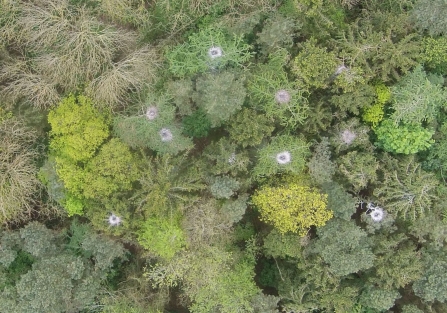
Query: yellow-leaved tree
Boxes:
[{"xmin": 252, "ymin": 184, "xmax": 332, "ymax": 236}]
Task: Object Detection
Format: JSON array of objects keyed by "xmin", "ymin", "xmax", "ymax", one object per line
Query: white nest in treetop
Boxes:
[
  {"xmin": 208, "ymin": 46, "xmax": 223, "ymax": 59},
  {"xmin": 108, "ymin": 214, "xmax": 122, "ymax": 226},
  {"xmin": 146, "ymin": 106, "xmax": 158, "ymax": 120},
  {"xmin": 159, "ymin": 128, "xmax": 173, "ymax": 142},
  {"xmin": 275, "ymin": 90, "xmax": 291, "ymax": 104},
  {"xmin": 276, "ymin": 151, "xmax": 292, "ymax": 165}
]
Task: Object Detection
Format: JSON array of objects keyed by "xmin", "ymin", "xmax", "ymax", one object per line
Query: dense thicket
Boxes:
[{"xmin": 2, "ymin": 0, "xmax": 447, "ymax": 312}]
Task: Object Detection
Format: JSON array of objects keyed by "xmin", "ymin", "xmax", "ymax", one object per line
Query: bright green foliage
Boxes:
[
  {"xmin": 48, "ymin": 95, "xmax": 140, "ymax": 209},
  {"xmin": 252, "ymin": 183, "xmax": 331, "ymax": 235},
  {"xmin": 48, "ymin": 94, "xmax": 110, "ymax": 162},
  {"xmin": 181, "ymin": 109, "xmax": 211, "ymax": 138},
  {"xmin": 83, "ymin": 138, "xmax": 138, "ymax": 200},
  {"xmin": 374, "ymin": 119, "xmax": 434, "ymax": 154},
  {"xmin": 375, "ymin": 83, "xmax": 391, "ymax": 105},
  {"xmin": 362, "ymin": 84, "xmax": 390, "ymax": 127},
  {"xmin": 228, "ymin": 108, "xmax": 275, "ymax": 148},
  {"xmin": 362, "ymin": 103, "xmax": 384, "ymax": 127},
  {"xmin": 253, "ymin": 135, "xmax": 310, "ymax": 179},
  {"xmin": 322, "ymin": 182, "xmax": 358, "ymax": 221},
  {"xmin": 413, "ymin": 0, "xmax": 447, "ymax": 35},
  {"xmin": 210, "ymin": 176, "xmax": 240, "ymax": 199},
  {"xmin": 390, "ymin": 66, "xmax": 447, "ymax": 125},
  {"xmin": 257, "ymin": 13, "xmax": 298, "ymax": 54},
  {"xmin": 358, "ymin": 286, "xmax": 400, "ymax": 312},
  {"xmin": 194, "ymin": 70, "xmax": 246, "ymax": 127},
  {"xmin": 338, "ymin": 151, "xmax": 379, "ymax": 192},
  {"xmin": 308, "ymin": 137, "xmax": 336, "ymax": 185},
  {"xmin": 63, "ymin": 194, "xmax": 84, "ymax": 216},
  {"xmin": 423, "ymin": 36, "xmax": 447, "ymax": 73},
  {"xmin": 292, "ymin": 37, "xmax": 338, "ymax": 89},
  {"xmin": 313, "ymin": 218, "xmax": 375, "ymax": 276},
  {"xmin": 54, "ymin": 139, "xmax": 138, "ymax": 201},
  {"xmin": 374, "ymin": 156, "xmax": 439, "ymax": 219},
  {"xmin": 165, "ymin": 26, "xmax": 252, "ymax": 77}
]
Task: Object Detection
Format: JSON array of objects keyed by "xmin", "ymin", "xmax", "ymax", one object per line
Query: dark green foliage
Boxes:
[
  {"xmin": 413, "ymin": 249, "xmax": 447, "ymax": 302},
  {"xmin": 369, "ymin": 233, "xmax": 423, "ymax": 290},
  {"xmin": 312, "ymin": 218, "xmax": 375, "ymax": 277},
  {"xmin": 132, "ymin": 153, "xmax": 206, "ymax": 217},
  {"xmin": 329, "ymin": 84, "xmax": 376, "ymax": 118},
  {"xmin": 338, "ymin": 151, "xmax": 379, "ymax": 192},
  {"xmin": 4, "ymin": 0, "xmax": 447, "ymax": 312},
  {"xmin": 209, "ymin": 176, "xmax": 240, "ymax": 199},
  {"xmin": 358, "ymin": 285, "xmax": 400, "ymax": 312},
  {"xmin": 336, "ymin": 21, "xmax": 422, "ymax": 82},
  {"xmin": 308, "ymin": 137, "xmax": 336, "ymax": 185},
  {"xmin": 263, "ymin": 229, "xmax": 302, "ymax": 259},
  {"xmin": 167, "ymin": 78, "xmax": 195, "ymax": 116},
  {"xmin": 221, "ymin": 194, "xmax": 249, "ymax": 223},
  {"xmin": 0, "ymin": 222, "xmax": 127, "ymax": 313},
  {"xmin": 423, "ymin": 122, "xmax": 447, "ymax": 174},
  {"xmin": 228, "ymin": 108, "xmax": 275, "ymax": 148},
  {"xmin": 374, "ymin": 156, "xmax": 439, "ymax": 219},
  {"xmin": 182, "ymin": 109, "xmax": 211, "ymax": 138},
  {"xmin": 202, "ymin": 137, "xmax": 251, "ymax": 176},
  {"xmin": 322, "ymin": 182, "xmax": 357, "ymax": 221},
  {"xmin": 413, "ymin": 0, "xmax": 447, "ymax": 36},
  {"xmin": 0, "ymin": 250, "xmax": 34, "ymax": 290}
]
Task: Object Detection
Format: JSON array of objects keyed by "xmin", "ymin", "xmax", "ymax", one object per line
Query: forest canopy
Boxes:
[{"xmin": 2, "ymin": 0, "xmax": 447, "ymax": 312}]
